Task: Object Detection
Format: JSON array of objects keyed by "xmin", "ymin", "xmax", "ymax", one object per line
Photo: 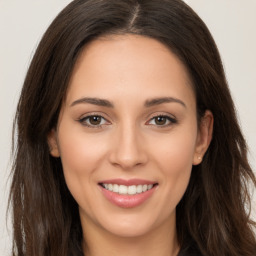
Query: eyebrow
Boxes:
[
  {"xmin": 70, "ymin": 96, "xmax": 186, "ymax": 108},
  {"xmin": 70, "ymin": 97, "xmax": 114, "ymax": 108},
  {"xmin": 144, "ymin": 97, "xmax": 186, "ymax": 108}
]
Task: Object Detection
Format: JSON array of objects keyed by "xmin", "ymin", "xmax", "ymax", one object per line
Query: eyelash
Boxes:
[
  {"xmin": 78, "ymin": 114, "xmax": 109, "ymax": 129},
  {"xmin": 147, "ymin": 114, "xmax": 177, "ymax": 127},
  {"xmin": 78, "ymin": 114, "xmax": 177, "ymax": 129}
]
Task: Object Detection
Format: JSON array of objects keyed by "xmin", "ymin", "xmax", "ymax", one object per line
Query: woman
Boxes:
[{"xmin": 10, "ymin": 0, "xmax": 256, "ymax": 255}]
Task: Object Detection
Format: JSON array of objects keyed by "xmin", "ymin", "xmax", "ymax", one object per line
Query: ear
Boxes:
[
  {"xmin": 193, "ymin": 110, "xmax": 213, "ymax": 165},
  {"xmin": 47, "ymin": 129, "xmax": 60, "ymax": 157}
]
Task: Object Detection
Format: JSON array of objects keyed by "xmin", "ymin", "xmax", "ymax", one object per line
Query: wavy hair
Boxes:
[{"xmin": 10, "ymin": 0, "xmax": 256, "ymax": 255}]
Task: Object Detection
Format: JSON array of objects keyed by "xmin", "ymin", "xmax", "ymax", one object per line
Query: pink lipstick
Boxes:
[{"xmin": 98, "ymin": 179, "xmax": 158, "ymax": 208}]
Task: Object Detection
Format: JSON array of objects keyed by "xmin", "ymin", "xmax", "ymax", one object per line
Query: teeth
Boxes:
[
  {"xmin": 108, "ymin": 184, "xmax": 113, "ymax": 191},
  {"xmin": 136, "ymin": 185, "xmax": 142, "ymax": 194},
  {"xmin": 113, "ymin": 184, "xmax": 119, "ymax": 193},
  {"xmin": 128, "ymin": 185, "xmax": 136, "ymax": 195},
  {"xmin": 119, "ymin": 185, "xmax": 128, "ymax": 194},
  {"xmin": 102, "ymin": 183, "xmax": 155, "ymax": 195},
  {"xmin": 147, "ymin": 184, "xmax": 153, "ymax": 190}
]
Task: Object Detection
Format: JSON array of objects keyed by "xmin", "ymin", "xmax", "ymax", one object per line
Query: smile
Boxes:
[
  {"xmin": 101, "ymin": 183, "xmax": 154, "ymax": 195},
  {"xmin": 98, "ymin": 179, "xmax": 158, "ymax": 208}
]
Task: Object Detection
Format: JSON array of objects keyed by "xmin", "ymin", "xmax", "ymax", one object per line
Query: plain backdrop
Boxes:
[{"xmin": 0, "ymin": 0, "xmax": 255, "ymax": 255}]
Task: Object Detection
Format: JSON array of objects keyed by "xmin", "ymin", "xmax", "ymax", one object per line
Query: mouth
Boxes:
[
  {"xmin": 99, "ymin": 183, "xmax": 158, "ymax": 195},
  {"xmin": 98, "ymin": 179, "xmax": 158, "ymax": 208}
]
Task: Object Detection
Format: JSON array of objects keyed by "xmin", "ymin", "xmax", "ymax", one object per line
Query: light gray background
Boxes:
[{"xmin": 0, "ymin": 0, "xmax": 255, "ymax": 255}]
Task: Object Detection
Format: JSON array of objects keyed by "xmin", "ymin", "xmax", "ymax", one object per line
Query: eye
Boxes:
[
  {"xmin": 79, "ymin": 115, "xmax": 109, "ymax": 128},
  {"xmin": 147, "ymin": 115, "xmax": 177, "ymax": 127}
]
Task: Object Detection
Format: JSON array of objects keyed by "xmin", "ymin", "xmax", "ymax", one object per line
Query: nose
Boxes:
[{"xmin": 109, "ymin": 123, "xmax": 148, "ymax": 170}]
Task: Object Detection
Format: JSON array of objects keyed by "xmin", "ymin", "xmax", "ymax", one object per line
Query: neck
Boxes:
[{"xmin": 81, "ymin": 214, "xmax": 179, "ymax": 256}]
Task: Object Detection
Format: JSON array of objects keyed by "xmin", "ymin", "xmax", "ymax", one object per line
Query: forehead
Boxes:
[{"xmin": 66, "ymin": 34, "xmax": 195, "ymax": 108}]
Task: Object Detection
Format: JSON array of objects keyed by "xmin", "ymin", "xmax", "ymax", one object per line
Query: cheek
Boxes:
[
  {"xmin": 56, "ymin": 123, "xmax": 110, "ymax": 203},
  {"xmin": 152, "ymin": 125, "xmax": 197, "ymax": 204},
  {"xmin": 154, "ymin": 127, "xmax": 197, "ymax": 171},
  {"xmin": 57, "ymin": 123, "xmax": 109, "ymax": 173}
]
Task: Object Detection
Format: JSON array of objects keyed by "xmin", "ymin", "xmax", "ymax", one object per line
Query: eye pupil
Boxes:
[
  {"xmin": 155, "ymin": 116, "xmax": 166, "ymax": 125},
  {"xmin": 89, "ymin": 116, "xmax": 101, "ymax": 125}
]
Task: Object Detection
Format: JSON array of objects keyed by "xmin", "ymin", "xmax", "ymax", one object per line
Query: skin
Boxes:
[{"xmin": 48, "ymin": 34, "xmax": 213, "ymax": 256}]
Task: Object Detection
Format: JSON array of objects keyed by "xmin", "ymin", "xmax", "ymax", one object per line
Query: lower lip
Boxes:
[{"xmin": 99, "ymin": 185, "xmax": 157, "ymax": 208}]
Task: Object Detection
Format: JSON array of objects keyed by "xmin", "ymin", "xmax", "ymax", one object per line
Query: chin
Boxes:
[
  {"xmin": 101, "ymin": 219, "xmax": 156, "ymax": 238},
  {"xmin": 94, "ymin": 208, "xmax": 173, "ymax": 239}
]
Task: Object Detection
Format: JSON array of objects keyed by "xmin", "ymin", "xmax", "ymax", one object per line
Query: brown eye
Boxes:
[
  {"xmin": 89, "ymin": 116, "xmax": 102, "ymax": 125},
  {"xmin": 155, "ymin": 116, "xmax": 168, "ymax": 125},
  {"xmin": 147, "ymin": 115, "xmax": 177, "ymax": 127},
  {"xmin": 79, "ymin": 115, "xmax": 108, "ymax": 128}
]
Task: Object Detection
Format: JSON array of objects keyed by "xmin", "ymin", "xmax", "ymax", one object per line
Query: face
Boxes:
[{"xmin": 49, "ymin": 34, "xmax": 212, "ymax": 239}]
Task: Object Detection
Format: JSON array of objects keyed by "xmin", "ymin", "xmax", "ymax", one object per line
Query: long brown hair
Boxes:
[{"xmin": 10, "ymin": 0, "xmax": 256, "ymax": 255}]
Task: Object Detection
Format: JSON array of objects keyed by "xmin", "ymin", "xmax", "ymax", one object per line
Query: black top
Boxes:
[{"xmin": 177, "ymin": 241, "xmax": 202, "ymax": 256}]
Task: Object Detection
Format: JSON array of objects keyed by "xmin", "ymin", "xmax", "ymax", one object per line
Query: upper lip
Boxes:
[{"xmin": 98, "ymin": 178, "xmax": 157, "ymax": 186}]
